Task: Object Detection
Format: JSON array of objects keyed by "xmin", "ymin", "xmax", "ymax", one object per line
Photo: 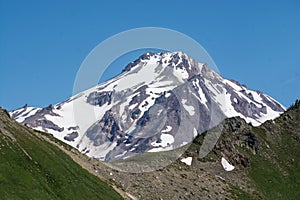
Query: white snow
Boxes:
[
  {"xmin": 193, "ymin": 78, "xmax": 208, "ymax": 108},
  {"xmin": 218, "ymin": 79, "xmax": 285, "ymax": 126},
  {"xmin": 180, "ymin": 141, "xmax": 188, "ymax": 146},
  {"xmin": 161, "ymin": 126, "xmax": 172, "ymax": 133},
  {"xmin": 204, "ymin": 79, "xmax": 221, "ymax": 95},
  {"xmin": 115, "ymin": 150, "xmax": 128, "ymax": 159},
  {"xmin": 181, "ymin": 157, "xmax": 193, "ymax": 166},
  {"xmin": 173, "ymin": 67, "xmax": 189, "ymax": 82},
  {"xmin": 181, "ymin": 99, "xmax": 195, "ymax": 116},
  {"xmin": 112, "ymin": 56, "xmax": 161, "ymax": 92},
  {"xmin": 129, "ymin": 147, "xmax": 136, "ymax": 152},
  {"xmin": 255, "ymin": 105, "xmax": 281, "ymax": 124},
  {"xmin": 41, "ymin": 91, "xmax": 115, "ymax": 146},
  {"xmin": 85, "ymin": 142, "xmax": 118, "ymax": 160},
  {"xmin": 233, "ymin": 98, "xmax": 238, "ymax": 104},
  {"xmin": 213, "ymin": 88, "xmax": 262, "ymax": 126},
  {"xmin": 160, "ymin": 134, "xmax": 174, "ymax": 146},
  {"xmin": 221, "ymin": 157, "xmax": 235, "ymax": 171},
  {"xmin": 151, "ymin": 133, "xmax": 174, "ymax": 148},
  {"xmin": 223, "ymin": 79, "xmax": 242, "ymax": 91},
  {"xmin": 13, "ymin": 107, "xmax": 40, "ymax": 123},
  {"xmin": 252, "ymin": 91, "xmax": 263, "ymax": 102},
  {"xmin": 136, "ymin": 86, "xmax": 176, "ymax": 120},
  {"xmin": 119, "ymin": 93, "xmax": 137, "ymax": 118},
  {"xmin": 265, "ymin": 94, "xmax": 286, "ymax": 110},
  {"xmin": 194, "ymin": 128, "xmax": 198, "ymax": 137},
  {"xmin": 128, "ymin": 103, "xmax": 138, "ymax": 110},
  {"xmin": 224, "ymin": 79, "xmax": 266, "ymax": 108},
  {"xmin": 165, "ymin": 92, "xmax": 171, "ymax": 98},
  {"xmin": 34, "ymin": 126, "xmax": 46, "ymax": 132},
  {"xmin": 126, "ymin": 125, "xmax": 137, "ymax": 136},
  {"xmin": 147, "ymin": 145, "xmax": 173, "ymax": 153}
]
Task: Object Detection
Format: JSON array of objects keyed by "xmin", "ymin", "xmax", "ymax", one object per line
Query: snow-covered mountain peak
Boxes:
[
  {"xmin": 10, "ymin": 51, "xmax": 285, "ymax": 163},
  {"xmin": 116, "ymin": 51, "xmax": 222, "ymax": 97},
  {"xmin": 122, "ymin": 51, "xmax": 205, "ymax": 77}
]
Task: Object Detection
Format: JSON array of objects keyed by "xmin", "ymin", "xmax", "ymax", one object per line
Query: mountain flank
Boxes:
[{"xmin": 0, "ymin": 107, "xmax": 122, "ymax": 199}]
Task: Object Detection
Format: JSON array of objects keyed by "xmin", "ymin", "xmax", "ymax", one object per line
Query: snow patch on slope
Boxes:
[
  {"xmin": 151, "ymin": 134, "xmax": 174, "ymax": 148},
  {"xmin": 181, "ymin": 99, "xmax": 195, "ymax": 116},
  {"xmin": 181, "ymin": 157, "xmax": 192, "ymax": 166},
  {"xmin": 161, "ymin": 126, "xmax": 172, "ymax": 133},
  {"xmin": 221, "ymin": 157, "xmax": 235, "ymax": 171}
]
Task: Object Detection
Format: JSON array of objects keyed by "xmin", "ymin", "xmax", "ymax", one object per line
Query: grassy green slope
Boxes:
[
  {"xmin": 248, "ymin": 102, "xmax": 300, "ymax": 199},
  {"xmin": 0, "ymin": 108, "xmax": 122, "ymax": 200}
]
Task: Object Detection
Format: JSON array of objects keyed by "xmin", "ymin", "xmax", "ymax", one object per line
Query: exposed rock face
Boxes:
[
  {"xmin": 64, "ymin": 131, "xmax": 79, "ymax": 142},
  {"xmin": 33, "ymin": 119, "xmax": 64, "ymax": 132},
  {"xmin": 22, "ymin": 105, "xmax": 64, "ymax": 132},
  {"xmin": 68, "ymin": 126, "xmax": 79, "ymax": 131},
  {"xmin": 122, "ymin": 52, "xmax": 154, "ymax": 73},
  {"xmin": 225, "ymin": 85, "xmax": 268, "ymax": 119},
  {"xmin": 10, "ymin": 104, "xmax": 28, "ymax": 119},
  {"xmin": 86, "ymin": 110, "xmax": 123, "ymax": 146},
  {"xmin": 191, "ymin": 117, "xmax": 259, "ymax": 169},
  {"xmin": 87, "ymin": 91, "xmax": 112, "ymax": 106}
]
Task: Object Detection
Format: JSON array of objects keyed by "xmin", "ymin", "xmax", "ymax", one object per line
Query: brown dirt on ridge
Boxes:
[{"xmin": 39, "ymin": 131, "xmax": 252, "ymax": 200}]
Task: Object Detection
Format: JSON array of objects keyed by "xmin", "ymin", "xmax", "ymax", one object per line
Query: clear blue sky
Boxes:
[{"xmin": 1, "ymin": 0, "xmax": 299, "ymax": 110}]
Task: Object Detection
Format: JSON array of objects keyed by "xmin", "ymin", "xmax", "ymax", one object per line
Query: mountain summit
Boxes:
[{"xmin": 10, "ymin": 52, "xmax": 285, "ymax": 161}]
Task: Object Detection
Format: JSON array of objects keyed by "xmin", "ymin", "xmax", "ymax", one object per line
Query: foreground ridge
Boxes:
[{"xmin": 0, "ymin": 108, "xmax": 122, "ymax": 199}]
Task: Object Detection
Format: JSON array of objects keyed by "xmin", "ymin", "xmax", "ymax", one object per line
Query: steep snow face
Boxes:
[
  {"xmin": 10, "ymin": 51, "xmax": 285, "ymax": 161},
  {"xmin": 10, "ymin": 106, "xmax": 39, "ymax": 123}
]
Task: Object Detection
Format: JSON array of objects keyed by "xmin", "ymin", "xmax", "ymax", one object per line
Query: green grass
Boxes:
[
  {"xmin": 230, "ymin": 185, "xmax": 257, "ymax": 200},
  {"xmin": 246, "ymin": 126, "xmax": 300, "ymax": 200},
  {"xmin": 0, "ymin": 112, "xmax": 122, "ymax": 200}
]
